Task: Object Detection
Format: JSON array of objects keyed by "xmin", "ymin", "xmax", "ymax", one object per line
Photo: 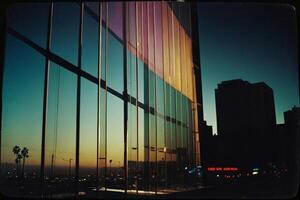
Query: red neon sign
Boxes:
[{"xmin": 207, "ymin": 167, "xmax": 238, "ymax": 171}]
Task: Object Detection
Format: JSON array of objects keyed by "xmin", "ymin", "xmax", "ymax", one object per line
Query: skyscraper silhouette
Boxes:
[{"xmin": 215, "ymin": 79, "xmax": 276, "ymax": 168}]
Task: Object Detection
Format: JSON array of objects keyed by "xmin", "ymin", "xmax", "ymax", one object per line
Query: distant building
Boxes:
[{"xmin": 215, "ymin": 79, "xmax": 276, "ymax": 168}]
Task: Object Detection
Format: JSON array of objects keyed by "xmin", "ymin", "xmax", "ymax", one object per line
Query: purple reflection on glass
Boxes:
[{"xmin": 108, "ymin": 2, "xmax": 123, "ymax": 40}]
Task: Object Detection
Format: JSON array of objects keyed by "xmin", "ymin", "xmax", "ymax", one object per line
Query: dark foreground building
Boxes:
[
  {"xmin": 276, "ymin": 106, "xmax": 300, "ymax": 195},
  {"xmin": 215, "ymin": 79, "xmax": 276, "ymax": 168},
  {"xmin": 0, "ymin": 2, "xmax": 203, "ymax": 198}
]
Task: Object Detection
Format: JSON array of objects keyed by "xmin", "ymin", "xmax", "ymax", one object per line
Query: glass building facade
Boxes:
[{"xmin": 0, "ymin": 1, "xmax": 201, "ymax": 197}]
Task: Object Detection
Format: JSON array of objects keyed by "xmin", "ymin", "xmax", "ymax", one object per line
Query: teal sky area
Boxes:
[{"xmin": 198, "ymin": 3, "xmax": 299, "ymax": 134}]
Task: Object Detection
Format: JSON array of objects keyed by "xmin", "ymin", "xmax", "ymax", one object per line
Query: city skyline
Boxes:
[{"xmin": 198, "ymin": 3, "xmax": 299, "ymax": 134}]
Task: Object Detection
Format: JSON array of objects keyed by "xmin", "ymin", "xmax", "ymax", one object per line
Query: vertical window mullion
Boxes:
[
  {"xmin": 75, "ymin": 2, "xmax": 84, "ymax": 194},
  {"xmin": 40, "ymin": 3, "xmax": 53, "ymax": 196}
]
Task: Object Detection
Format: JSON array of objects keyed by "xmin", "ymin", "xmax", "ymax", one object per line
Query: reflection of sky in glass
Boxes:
[
  {"xmin": 107, "ymin": 32, "xmax": 123, "ymax": 93},
  {"xmin": 46, "ymin": 63, "xmax": 77, "ymax": 168},
  {"xmin": 51, "ymin": 3, "xmax": 79, "ymax": 66},
  {"xmin": 2, "ymin": 2, "xmax": 195, "ymax": 171},
  {"xmin": 2, "ymin": 34, "xmax": 45, "ymax": 165},
  {"xmin": 82, "ymin": 12, "xmax": 98, "ymax": 77},
  {"xmin": 80, "ymin": 79, "xmax": 97, "ymax": 168},
  {"xmin": 6, "ymin": 3, "xmax": 48, "ymax": 48},
  {"xmin": 107, "ymin": 93, "xmax": 124, "ymax": 167},
  {"xmin": 198, "ymin": 3, "xmax": 299, "ymax": 134}
]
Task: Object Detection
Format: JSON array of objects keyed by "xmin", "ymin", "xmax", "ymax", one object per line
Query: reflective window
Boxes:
[
  {"xmin": 157, "ymin": 116, "xmax": 166, "ymax": 190},
  {"xmin": 128, "ymin": 104, "xmax": 137, "ymax": 190},
  {"xmin": 128, "ymin": 2, "xmax": 136, "ymax": 49},
  {"xmin": 147, "ymin": 2, "xmax": 155, "ymax": 71},
  {"xmin": 2, "ymin": 1, "xmax": 198, "ymax": 196},
  {"xmin": 137, "ymin": 108, "xmax": 145, "ymax": 191},
  {"xmin": 128, "ymin": 52, "xmax": 137, "ymax": 99},
  {"xmin": 156, "ymin": 77, "xmax": 165, "ymax": 115},
  {"xmin": 45, "ymin": 63, "xmax": 77, "ymax": 194},
  {"xmin": 99, "ymin": 88, "xmax": 107, "ymax": 187},
  {"xmin": 154, "ymin": 2, "xmax": 163, "ymax": 78},
  {"xmin": 107, "ymin": 32, "xmax": 123, "ymax": 93},
  {"xmin": 79, "ymin": 78, "xmax": 97, "ymax": 189},
  {"xmin": 51, "ymin": 3, "xmax": 80, "ymax": 66},
  {"xmin": 1, "ymin": 35, "xmax": 45, "ymax": 196},
  {"xmin": 6, "ymin": 3, "xmax": 49, "ymax": 48},
  {"xmin": 138, "ymin": 59, "xmax": 144, "ymax": 104},
  {"xmin": 107, "ymin": 93, "xmax": 124, "ymax": 190},
  {"xmin": 108, "ymin": 2, "xmax": 123, "ymax": 41},
  {"xmin": 82, "ymin": 8, "xmax": 99, "ymax": 77}
]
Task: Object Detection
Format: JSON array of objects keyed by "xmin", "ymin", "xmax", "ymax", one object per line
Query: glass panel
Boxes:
[
  {"xmin": 154, "ymin": 2, "xmax": 163, "ymax": 78},
  {"xmin": 170, "ymin": 121, "xmax": 177, "ymax": 188},
  {"xmin": 149, "ymin": 113, "xmax": 156, "ymax": 192},
  {"xmin": 138, "ymin": 58, "xmax": 144, "ymax": 104},
  {"xmin": 170, "ymin": 87, "xmax": 177, "ymax": 187},
  {"xmin": 127, "ymin": 2, "xmax": 137, "ymax": 99},
  {"xmin": 156, "ymin": 77, "xmax": 164, "ymax": 115},
  {"xmin": 85, "ymin": 2, "xmax": 99, "ymax": 16},
  {"xmin": 51, "ymin": 3, "xmax": 80, "ymax": 66},
  {"xmin": 170, "ymin": 87, "xmax": 176, "ymax": 119},
  {"xmin": 1, "ymin": 35, "xmax": 45, "ymax": 197},
  {"xmin": 98, "ymin": 88, "xmax": 107, "ymax": 188},
  {"xmin": 180, "ymin": 26, "xmax": 188, "ymax": 97},
  {"xmin": 45, "ymin": 63, "xmax": 77, "ymax": 195},
  {"xmin": 82, "ymin": 8, "xmax": 99, "ymax": 77},
  {"xmin": 143, "ymin": 109, "xmax": 150, "ymax": 191},
  {"xmin": 149, "ymin": 71, "xmax": 155, "ymax": 109},
  {"xmin": 108, "ymin": 2, "xmax": 123, "ymax": 40},
  {"xmin": 147, "ymin": 2, "xmax": 154, "ymax": 72},
  {"xmin": 182, "ymin": 97, "xmax": 188, "ymax": 161},
  {"xmin": 162, "ymin": 1, "xmax": 170, "ymax": 84},
  {"xmin": 165, "ymin": 120, "xmax": 172, "ymax": 188},
  {"xmin": 128, "ymin": 2, "xmax": 136, "ymax": 50},
  {"xmin": 137, "ymin": 108, "xmax": 145, "ymax": 191},
  {"xmin": 106, "ymin": 93, "xmax": 124, "ymax": 191},
  {"xmin": 101, "ymin": 24, "xmax": 106, "ymax": 81},
  {"xmin": 174, "ymin": 14, "xmax": 181, "ymax": 91},
  {"xmin": 128, "ymin": 52, "xmax": 137, "ymax": 99},
  {"xmin": 142, "ymin": 3, "xmax": 148, "ymax": 66},
  {"xmin": 186, "ymin": 35, "xmax": 193, "ymax": 100},
  {"xmin": 157, "ymin": 116, "xmax": 166, "ymax": 190},
  {"xmin": 136, "ymin": 2, "xmax": 143, "ymax": 61},
  {"xmin": 176, "ymin": 92, "xmax": 183, "ymax": 185},
  {"xmin": 144, "ymin": 66, "xmax": 149, "ymax": 107},
  {"xmin": 187, "ymin": 100, "xmax": 194, "ymax": 164},
  {"xmin": 128, "ymin": 104, "xmax": 137, "ymax": 190},
  {"xmin": 107, "ymin": 31, "xmax": 123, "ymax": 93},
  {"xmin": 168, "ymin": 4, "xmax": 175, "ymax": 86},
  {"xmin": 6, "ymin": 3, "xmax": 49, "ymax": 48},
  {"xmin": 79, "ymin": 78, "xmax": 97, "ymax": 191}
]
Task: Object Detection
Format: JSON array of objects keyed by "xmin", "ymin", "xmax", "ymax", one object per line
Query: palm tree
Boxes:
[
  {"xmin": 21, "ymin": 147, "xmax": 29, "ymax": 178},
  {"xmin": 12, "ymin": 145, "xmax": 21, "ymax": 177}
]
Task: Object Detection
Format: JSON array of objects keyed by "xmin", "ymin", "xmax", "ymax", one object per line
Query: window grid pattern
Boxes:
[{"xmin": 1, "ymin": 1, "xmax": 200, "ymax": 197}]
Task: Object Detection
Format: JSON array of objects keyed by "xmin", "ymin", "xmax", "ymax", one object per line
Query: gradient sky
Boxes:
[{"xmin": 198, "ymin": 3, "xmax": 299, "ymax": 134}]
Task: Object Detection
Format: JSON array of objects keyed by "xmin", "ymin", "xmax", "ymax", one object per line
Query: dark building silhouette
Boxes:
[
  {"xmin": 199, "ymin": 121, "xmax": 214, "ymax": 167},
  {"xmin": 215, "ymin": 79, "xmax": 276, "ymax": 168},
  {"xmin": 284, "ymin": 106, "xmax": 300, "ymax": 172},
  {"xmin": 275, "ymin": 106, "xmax": 300, "ymax": 195}
]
